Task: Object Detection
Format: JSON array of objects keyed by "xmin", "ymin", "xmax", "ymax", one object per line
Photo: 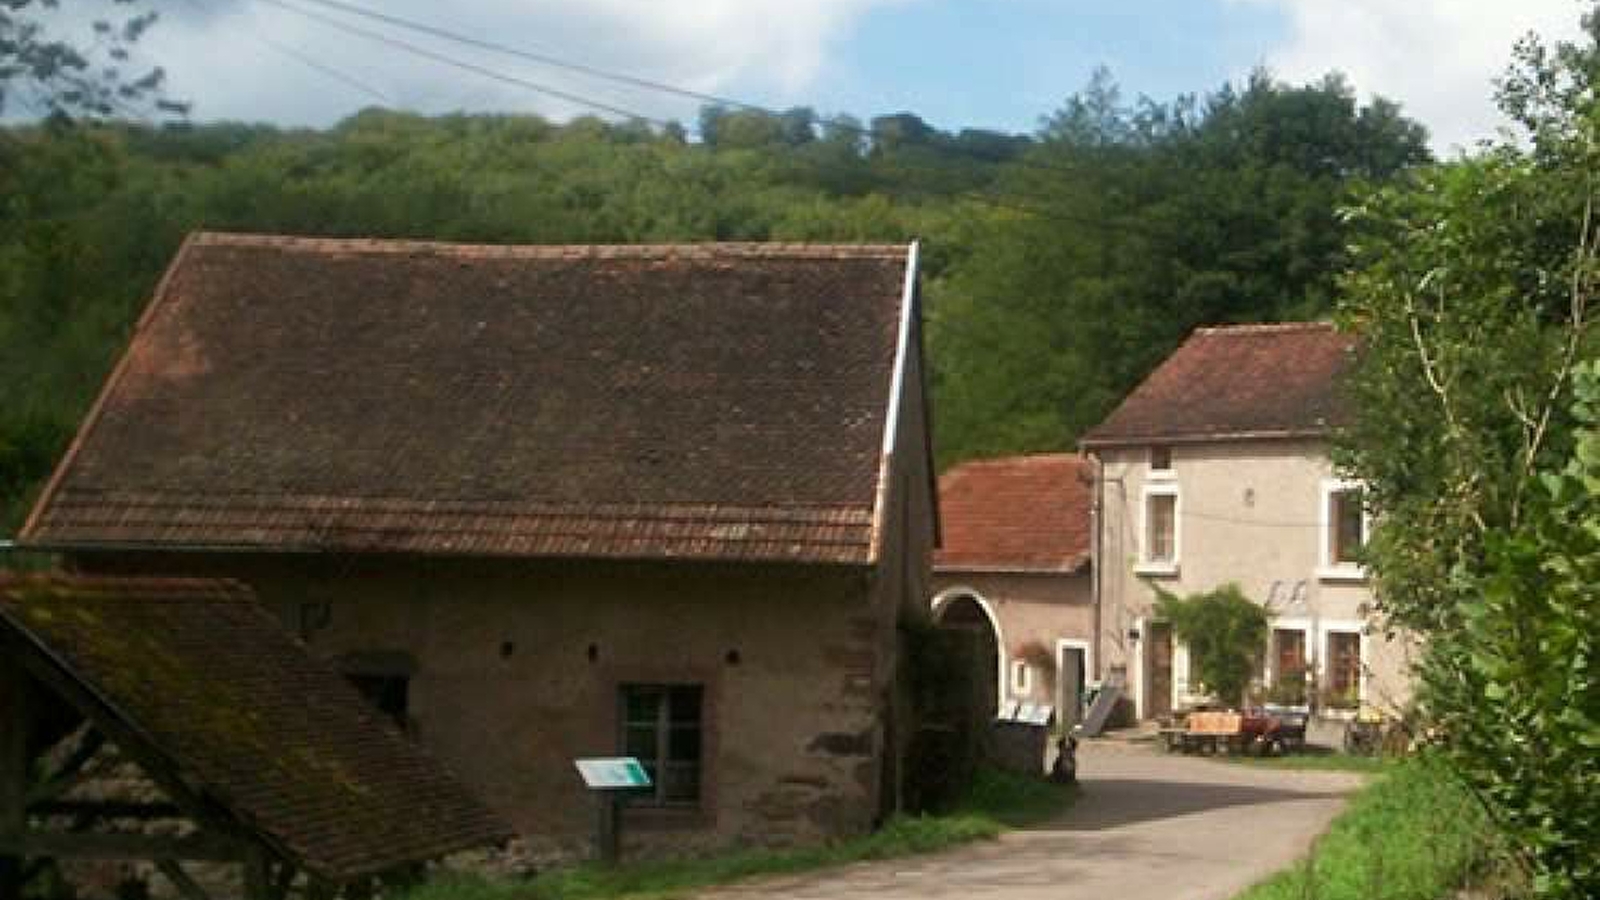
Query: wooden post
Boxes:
[
  {"xmin": 595, "ymin": 794, "xmax": 620, "ymax": 866},
  {"xmin": 238, "ymin": 839, "xmax": 273, "ymax": 896},
  {"xmin": 0, "ymin": 654, "xmax": 29, "ymax": 900},
  {"xmin": 242, "ymin": 846, "xmax": 271, "ymax": 900}
]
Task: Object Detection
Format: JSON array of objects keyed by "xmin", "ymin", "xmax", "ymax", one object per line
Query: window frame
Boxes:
[
  {"xmin": 1267, "ymin": 624, "xmax": 1312, "ymax": 706},
  {"xmin": 1009, "ymin": 659, "xmax": 1032, "ymax": 698},
  {"xmin": 618, "ymin": 683, "xmax": 705, "ymax": 809},
  {"xmin": 1319, "ymin": 478, "xmax": 1370, "ymax": 581},
  {"xmin": 1323, "ymin": 629, "xmax": 1364, "ymax": 709},
  {"xmin": 1136, "ymin": 482, "xmax": 1181, "ymax": 576}
]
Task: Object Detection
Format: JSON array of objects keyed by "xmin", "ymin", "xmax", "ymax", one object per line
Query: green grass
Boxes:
[
  {"xmin": 403, "ymin": 769, "xmax": 1074, "ymax": 900},
  {"xmin": 1233, "ymin": 756, "xmax": 1503, "ymax": 900}
]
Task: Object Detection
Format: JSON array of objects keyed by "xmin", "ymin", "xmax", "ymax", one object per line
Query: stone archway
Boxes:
[{"xmin": 931, "ymin": 589, "xmax": 1003, "ymax": 718}]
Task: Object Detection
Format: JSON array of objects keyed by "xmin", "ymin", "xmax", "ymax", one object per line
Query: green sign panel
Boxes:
[{"xmin": 574, "ymin": 757, "xmax": 652, "ymax": 790}]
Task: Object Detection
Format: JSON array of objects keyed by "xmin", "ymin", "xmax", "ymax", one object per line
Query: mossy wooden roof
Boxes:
[{"xmin": 0, "ymin": 574, "xmax": 512, "ymax": 881}]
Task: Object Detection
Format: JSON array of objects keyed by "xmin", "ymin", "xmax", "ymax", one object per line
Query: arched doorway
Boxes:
[{"xmin": 931, "ymin": 589, "xmax": 1003, "ymax": 717}]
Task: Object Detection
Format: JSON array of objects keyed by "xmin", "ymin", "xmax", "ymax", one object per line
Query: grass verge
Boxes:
[
  {"xmin": 1233, "ymin": 755, "xmax": 1503, "ymax": 900},
  {"xmin": 404, "ymin": 769, "xmax": 1075, "ymax": 900}
]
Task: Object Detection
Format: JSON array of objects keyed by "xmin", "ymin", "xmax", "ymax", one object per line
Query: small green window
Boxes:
[{"xmin": 619, "ymin": 684, "xmax": 704, "ymax": 806}]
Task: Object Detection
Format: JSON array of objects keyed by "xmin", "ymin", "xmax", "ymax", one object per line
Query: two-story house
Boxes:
[{"xmin": 1080, "ymin": 323, "xmax": 1412, "ymax": 722}]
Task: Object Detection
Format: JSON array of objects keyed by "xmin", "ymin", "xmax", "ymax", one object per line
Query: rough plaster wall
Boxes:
[
  {"xmin": 1094, "ymin": 440, "xmax": 1414, "ymax": 718},
  {"xmin": 77, "ymin": 553, "xmax": 891, "ymax": 857}
]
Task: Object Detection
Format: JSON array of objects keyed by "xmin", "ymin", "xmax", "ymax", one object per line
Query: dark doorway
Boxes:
[
  {"xmin": 934, "ymin": 595, "xmax": 1000, "ymax": 718},
  {"xmin": 1148, "ymin": 622, "xmax": 1174, "ymax": 718},
  {"xmin": 1057, "ymin": 645, "xmax": 1087, "ymax": 728}
]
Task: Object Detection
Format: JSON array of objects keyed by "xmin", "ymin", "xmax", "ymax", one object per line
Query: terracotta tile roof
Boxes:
[
  {"xmin": 934, "ymin": 454, "xmax": 1092, "ymax": 573},
  {"xmin": 1080, "ymin": 322, "xmax": 1357, "ymax": 447},
  {"xmin": 22, "ymin": 233, "xmax": 919, "ymax": 565},
  {"xmin": 0, "ymin": 574, "xmax": 512, "ymax": 882}
]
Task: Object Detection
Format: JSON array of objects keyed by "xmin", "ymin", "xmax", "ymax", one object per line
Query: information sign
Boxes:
[{"xmin": 574, "ymin": 757, "xmax": 652, "ymax": 790}]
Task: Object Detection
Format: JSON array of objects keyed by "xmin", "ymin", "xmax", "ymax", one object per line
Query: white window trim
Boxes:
[
  {"xmin": 1318, "ymin": 620, "xmax": 1369, "ymax": 719},
  {"xmin": 1009, "ymin": 659, "xmax": 1032, "ymax": 697},
  {"xmin": 1173, "ymin": 639, "xmax": 1208, "ymax": 706},
  {"xmin": 1266, "ymin": 618, "xmax": 1314, "ymax": 689},
  {"xmin": 1318, "ymin": 478, "xmax": 1370, "ymax": 581},
  {"xmin": 1055, "ymin": 638, "xmax": 1094, "ymax": 722},
  {"xmin": 1055, "ymin": 638, "xmax": 1094, "ymax": 685},
  {"xmin": 1135, "ymin": 482, "xmax": 1181, "ymax": 576}
]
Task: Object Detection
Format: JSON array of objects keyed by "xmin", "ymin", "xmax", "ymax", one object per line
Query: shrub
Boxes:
[{"xmin": 1153, "ymin": 583, "xmax": 1269, "ymax": 708}]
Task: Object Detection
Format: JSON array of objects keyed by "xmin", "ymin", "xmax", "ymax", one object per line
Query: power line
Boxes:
[
  {"xmin": 276, "ymin": 0, "xmax": 1098, "ymax": 184},
  {"xmin": 180, "ymin": 0, "xmax": 394, "ymax": 105},
  {"xmin": 256, "ymin": 0, "xmax": 672, "ymax": 126},
  {"xmin": 249, "ymin": 0, "xmax": 1113, "ymax": 229},
  {"xmin": 255, "ymin": 33, "xmax": 395, "ymax": 105}
]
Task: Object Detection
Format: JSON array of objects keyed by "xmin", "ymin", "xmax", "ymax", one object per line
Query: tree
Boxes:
[
  {"xmin": 1152, "ymin": 584, "xmax": 1269, "ymax": 708},
  {"xmin": 1336, "ymin": 9, "xmax": 1600, "ymax": 895},
  {"xmin": 929, "ymin": 69, "xmax": 1430, "ymax": 468},
  {"xmin": 0, "ymin": 0, "xmax": 182, "ymax": 120}
]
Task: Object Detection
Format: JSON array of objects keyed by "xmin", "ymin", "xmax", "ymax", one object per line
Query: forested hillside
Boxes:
[{"xmin": 0, "ymin": 70, "xmax": 1429, "ymax": 529}]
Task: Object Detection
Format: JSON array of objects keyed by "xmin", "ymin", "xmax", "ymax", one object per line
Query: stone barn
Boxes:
[{"xmin": 17, "ymin": 233, "xmax": 940, "ymax": 857}]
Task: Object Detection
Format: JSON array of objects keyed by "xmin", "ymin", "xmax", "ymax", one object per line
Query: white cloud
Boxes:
[
  {"xmin": 134, "ymin": 0, "xmax": 907, "ymax": 126},
  {"xmin": 1234, "ymin": 0, "xmax": 1588, "ymax": 153}
]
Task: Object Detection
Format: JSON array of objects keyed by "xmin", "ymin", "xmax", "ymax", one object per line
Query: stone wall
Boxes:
[{"xmin": 76, "ymin": 554, "xmax": 902, "ymax": 859}]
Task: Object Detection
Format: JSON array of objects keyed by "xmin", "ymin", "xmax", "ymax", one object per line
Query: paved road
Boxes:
[{"xmin": 701, "ymin": 742, "xmax": 1366, "ymax": 900}]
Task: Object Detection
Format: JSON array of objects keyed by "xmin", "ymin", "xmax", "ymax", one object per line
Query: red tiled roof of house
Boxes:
[
  {"xmin": 0, "ymin": 575, "xmax": 512, "ymax": 882},
  {"xmin": 21, "ymin": 233, "xmax": 922, "ymax": 565},
  {"xmin": 934, "ymin": 454, "xmax": 1092, "ymax": 573},
  {"xmin": 1080, "ymin": 322, "xmax": 1357, "ymax": 447}
]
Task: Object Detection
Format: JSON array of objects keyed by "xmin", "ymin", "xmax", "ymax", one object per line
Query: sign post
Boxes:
[{"xmin": 573, "ymin": 757, "xmax": 652, "ymax": 866}]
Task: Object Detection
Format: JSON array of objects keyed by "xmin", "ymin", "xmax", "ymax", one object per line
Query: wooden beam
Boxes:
[
  {"xmin": 14, "ymin": 649, "xmax": 237, "ymax": 833},
  {"xmin": 0, "ymin": 830, "xmax": 243, "ymax": 862},
  {"xmin": 0, "ymin": 654, "xmax": 28, "ymax": 900},
  {"xmin": 242, "ymin": 845, "xmax": 271, "ymax": 900},
  {"xmin": 29, "ymin": 801, "xmax": 184, "ymax": 820},
  {"xmin": 268, "ymin": 859, "xmax": 297, "ymax": 900},
  {"xmin": 25, "ymin": 728, "xmax": 105, "ymax": 806},
  {"xmin": 156, "ymin": 859, "xmax": 215, "ymax": 900}
]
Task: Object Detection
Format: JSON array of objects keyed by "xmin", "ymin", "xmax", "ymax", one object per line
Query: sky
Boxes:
[{"xmin": 58, "ymin": 0, "xmax": 1596, "ymax": 153}]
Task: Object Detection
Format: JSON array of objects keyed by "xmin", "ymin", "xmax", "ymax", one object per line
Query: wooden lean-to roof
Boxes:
[
  {"xmin": 934, "ymin": 454, "xmax": 1092, "ymax": 574},
  {"xmin": 1080, "ymin": 322, "xmax": 1358, "ymax": 448},
  {"xmin": 21, "ymin": 234, "xmax": 924, "ymax": 565},
  {"xmin": 0, "ymin": 575, "xmax": 512, "ymax": 882}
]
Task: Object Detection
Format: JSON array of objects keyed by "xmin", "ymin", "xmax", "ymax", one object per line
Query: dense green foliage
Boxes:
[
  {"xmin": 1153, "ymin": 583, "xmax": 1270, "ymax": 707},
  {"xmin": 1236, "ymin": 757, "xmax": 1502, "ymax": 900},
  {"xmin": 0, "ymin": 73, "xmax": 1428, "ymax": 530},
  {"xmin": 1336, "ymin": 14, "xmax": 1600, "ymax": 897},
  {"xmin": 932, "ymin": 70, "xmax": 1427, "ymax": 462},
  {"xmin": 401, "ymin": 767, "xmax": 1072, "ymax": 900}
]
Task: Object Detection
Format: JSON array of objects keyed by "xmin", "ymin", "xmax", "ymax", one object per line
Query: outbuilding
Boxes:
[{"xmin": 18, "ymin": 234, "xmax": 940, "ymax": 856}]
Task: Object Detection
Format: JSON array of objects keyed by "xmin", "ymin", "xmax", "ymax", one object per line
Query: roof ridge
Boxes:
[
  {"xmin": 946, "ymin": 452, "xmax": 1086, "ymax": 470},
  {"xmin": 1192, "ymin": 321, "xmax": 1338, "ymax": 336},
  {"xmin": 191, "ymin": 231, "xmax": 912, "ymax": 260}
]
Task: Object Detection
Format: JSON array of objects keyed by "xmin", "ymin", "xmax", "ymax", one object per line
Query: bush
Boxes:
[{"xmin": 1154, "ymin": 583, "xmax": 1269, "ymax": 708}]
